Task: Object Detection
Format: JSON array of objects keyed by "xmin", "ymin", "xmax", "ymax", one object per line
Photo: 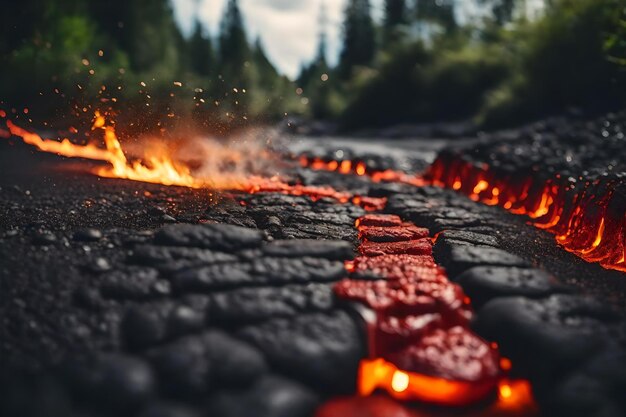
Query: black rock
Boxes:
[
  {"xmin": 138, "ymin": 402, "xmax": 201, "ymax": 417},
  {"xmin": 62, "ymin": 354, "xmax": 155, "ymax": 412},
  {"xmin": 455, "ymin": 266, "xmax": 566, "ymax": 307},
  {"xmin": 433, "ymin": 241, "xmax": 527, "ymax": 278},
  {"xmin": 239, "ymin": 311, "xmax": 365, "ymax": 393},
  {"xmin": 438, "ymin": 230, "xmax": 498, "ymax": 247},
  {"xmin": 129, "ymin": 245, "xmax": 238, "ymax": 272},
  {"xmin": 33, "ymin": 232, "xmax": 57, "ymax": 245},
  {"xmin": 171, "ymin": 257, "xmax": 346, "ymax": 293},
  {"xmin": 73, "ymin": 228, "xmax": 103, "ymax": 242},
  {"xmin": 154, "ymin": 224, "xmax": 263, "ymax": 251},
  {"xmin": 100, "ymin": 267, "xmax": 170, "ymax": 300},
  {"xmin": 166, "ymin": 305, "xmax": 206, "ymax": 338},
  {"xmin": 211, "ymin": 283, "xmax": 335, "ymax": 324},
  {"xmin": 262, "ymin": 239, "xmax": 355, "ymax": 261},
  {"xmin": 86, "ymin": 257, "xmax": 112, "ymax": 273},
  {"xmin": 148, "ymin": 331, "xmax": 267, "ymax": 398},
  {"xmin": 206, "ymin": 375, "xmax": 318, "ymax": 417},
  {"xmin": 162, "ymin": 214, "xmax": 178, "ymax": 223},
  {"xmin": 474, "ymin": 295, "xmax": 620, "ymax": 383},
  {"xmin": 121, "ymin": 306, "xmax": 168, "ymax": 350}
]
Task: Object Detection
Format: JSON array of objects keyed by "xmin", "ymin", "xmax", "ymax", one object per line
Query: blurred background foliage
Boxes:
[{"xmin": 0, "ymin": 0, "xmax": 625, "ymax": 135}]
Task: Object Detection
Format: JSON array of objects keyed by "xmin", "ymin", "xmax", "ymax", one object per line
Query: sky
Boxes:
[{"xmin": 172, "ymin": 0, "xmax": 385, "ymax": 79}]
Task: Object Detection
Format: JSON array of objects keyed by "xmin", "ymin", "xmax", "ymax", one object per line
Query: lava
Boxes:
[
  {"xmin": 299, "ymin": 156, "xmax": 426, "ymax": 187},
  {"xmin": 300, "ymin": 154, "xmax": 625, "ymax": 273},
  {"xmin": 426, "ymin": 154, "xmax": 626, "ymax": 272},
  {"xmin": 334, "ymin": 214, "xmax": 531, "ymax": 407}
]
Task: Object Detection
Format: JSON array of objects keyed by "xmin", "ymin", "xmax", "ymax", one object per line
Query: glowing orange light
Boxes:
[
  {"xmin": 499, "ymin": 383, "xmax": 512, "ymax": 399},
  {"xmin": 358, "ymin": 358, "xmax": 499, "ymax": 407},
  {"xmin": 339, "ymin": 160, "xmax": 352, "ymax": 174},
  {"xmin": 472, "ymin": 180, "xmax": 489, "ymax": 196},
  {"xmin": 391, "ymin": 371, "xmax": 409, "ymax": 393},
  {"xmin": 356, "ymin": 162, "xmax": 366, "ymax": 176},
  {"xmin": 580, "ymin": 217, "xmax": 605, "ymax": 254},
  {"xmin": 500, "ymin": 357, "xmax": 512, "ymax": 371},
  {"xmin": 452, "ymin": 179, "xmax": 462, "ymax": 190}
]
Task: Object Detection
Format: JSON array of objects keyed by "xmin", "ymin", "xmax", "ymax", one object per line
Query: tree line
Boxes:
[{"xmin": 1, "ymin": 0, "xmax": 624, "ymax": 133}]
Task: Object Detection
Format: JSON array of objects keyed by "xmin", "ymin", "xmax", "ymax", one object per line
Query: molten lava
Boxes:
[
  {"xmin": 334, "ymin": 214, "xmax": 531, "ymax": 407},
  {"xmin": 299, "ymin": 156, "xmax": 426, "ymax": 187},
  {"xmin": 300, "ymin": 154, "xmax": 625, "ymax": 273},
  {"xmin": 426, "ymin": 154, "xmax": 626, "ymax": 272}
]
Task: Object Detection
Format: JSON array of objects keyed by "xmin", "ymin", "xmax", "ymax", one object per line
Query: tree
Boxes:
[
  {"xmin": 383, "ymin": 0, "xmax": 408, "ymax": 45},
  {"xmin": 479, "ymin": 0, "xmax": 518, "ymax": 25},
  {"xmin": 252, "ymin": 37, "xmax": 279, "ymax": 85},
  {"xmin": 338, "ymin": 0, "xmax": 376, "ymax": 79},
  {"xmin": 189, "ymin": 19, "xmax": 214, "ymax": 76},
  {"xmin": 218, "ymin": 0, "xmax": 250, "ymax": 75},
  {"xmin": 415, "ymin": 0, "xmax": 456, "ymax": 32}
]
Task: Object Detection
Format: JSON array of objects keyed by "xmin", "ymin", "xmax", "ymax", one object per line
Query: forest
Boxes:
[{"xmin": 1, "ymin": 0, "xmax": 625, "ymax": 134}]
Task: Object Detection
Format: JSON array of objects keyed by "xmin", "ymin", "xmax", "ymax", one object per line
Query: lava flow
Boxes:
[
  {"xmin": 334, "ymin": 214, "xmax": 533, "ymax": 408},
  {"xmin": 300, "ymin": 154, "xmax": 625, "ymax": 273},
  {"xmin": 426, "ymin": 153, "xmax": 626, "ymax": 272}
]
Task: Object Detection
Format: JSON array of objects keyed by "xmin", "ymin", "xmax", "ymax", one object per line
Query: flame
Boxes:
[{"xmin": 3, "ymin": 112, "xmax": 284, "ymax": 191}]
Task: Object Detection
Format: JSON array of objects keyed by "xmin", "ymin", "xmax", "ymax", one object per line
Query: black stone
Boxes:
[
  {"xmin": 171, "ymin": 257, "xmax": 346, "ymax": 293},
  {"xmin": 206, "ymin": 375, "xmax": 318, "ymax": 417},
  {"xmin": 62, "ymin": 354, "xmax": 155, "ymax": 412},
  {"xmin": 154, "ymin": 224, "xmax": 263, "ymax": 251},
  {"xmin": 474, "ymin": 295, "xmax": 620, "ymax": 382},
  {"xmin": 438, "ymin": 230, "xmax": 499, "ymax": 247},
  {"xmin": 239, "ymin": 311, "xmax": 365, "ymax": 392},
  {"xmin": 73, "ymin": 228, "xmax": 103, "ymax": 242},
  {"xmin": 100, "ymin": 267, "xmax": 171, "ymax": 300},
  {"xmin": 129, "ymin": 245, "xmax": 238, "ymax": 272},
  {"xmin": 262, "ymin": 239, "xmax": 354, "ymax": 261},
  {"xmin": 149, "ymin": 331, "xmax": 267, "ymax": 398},
  {"xmin": 138, "ymin": 402, "xmax": 201, "ymax": 417},
  {"xmin": 211, "ymin": 283, "xmax": 335, "ymax": 324},
  {"xmin": 121, "ymin": 306, "xmax": 169, "ymax": 350},
  {"xmin": 455, "ymin": 266, "xmax": 566, "ymax": 307},
  {"xmin": 433, "ymin": 241, "xmax": 527, "ymax": 278}
]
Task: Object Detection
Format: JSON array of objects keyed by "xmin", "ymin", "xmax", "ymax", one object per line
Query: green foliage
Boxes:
[{"xmin": 479, "ymin": 0, "xmax": 626, "ymax": 127}]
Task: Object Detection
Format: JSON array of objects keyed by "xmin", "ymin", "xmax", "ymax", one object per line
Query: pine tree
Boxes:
[
  {"xmin": 189, "ymin": 19, "xmax": 214, "ymax": 76},
  {"xmin": 218, "ymin": 0, "xmax": 250, "ymax": 74},
  {"xmin": 383, "ymin": 0, "xmax": 407, "ymax": 45},
  {"xmin": 415, "ymin": 0, "xmax": 456, "ymax": 32},
  {"xmin": 338, "ymin": 0, "xmax": 376, "ymax": 79},
  {"xmin": 252, "ymin": 37, "xmax": 279, "ymax": 85}
]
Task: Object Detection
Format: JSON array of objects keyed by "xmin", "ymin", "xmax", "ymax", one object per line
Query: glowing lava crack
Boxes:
[{"xmin": 335, "ymin": 214, "xmax": 530, "ymax": 407}]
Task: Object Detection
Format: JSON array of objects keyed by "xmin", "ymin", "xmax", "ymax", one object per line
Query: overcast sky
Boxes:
[{"xmin": 172, "ymin": 0, "xmax": 385, "ymax": 79}]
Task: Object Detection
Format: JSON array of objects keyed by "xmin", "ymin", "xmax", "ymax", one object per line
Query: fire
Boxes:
[{"xmin": 3, "ymin": 112, "xmax": 282, "ymax": 191}]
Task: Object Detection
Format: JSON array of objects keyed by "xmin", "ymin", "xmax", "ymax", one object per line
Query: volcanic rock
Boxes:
[
  {"xmin": 154, "ymin": 224, "xmax": 263, "ymax": 251},
  {"xmin": 206, "ymin": 375, "xmax": 318, "ymax": 417},
  {"xmin": 170, "ymin": 257, "xmax": 345, "ymax": 292},
  {"xmin": 73, "ymin": 228, "xmax": 103, "ymax": 242},
  {"xmin": 262, "ymin": 239, "xmax": 354, "ymax": 260},
  {"xmin": 455, "ymin": 266, "xmax": 566, "ymax": 307},
  {"xmin": 100, "ymin": 267, "xmax": 171, "ymax": 300},
  {"xmin": 211, "ymin": 283, "xmax": 335, "ymax": 324},
  {"xmin": 433, "ymin": 241, "xmax": 527, "ymax": 278},
  {"xmin": 239, "ymin": 311, "xmax": 365, "ymax": 392},
  {"xmin": 474, "ymin": 294, "xmax": 621, "ymax": 381},
  {"xmin": 62, "ymin": 354, "xmax": 155, "ymax": 412}
]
